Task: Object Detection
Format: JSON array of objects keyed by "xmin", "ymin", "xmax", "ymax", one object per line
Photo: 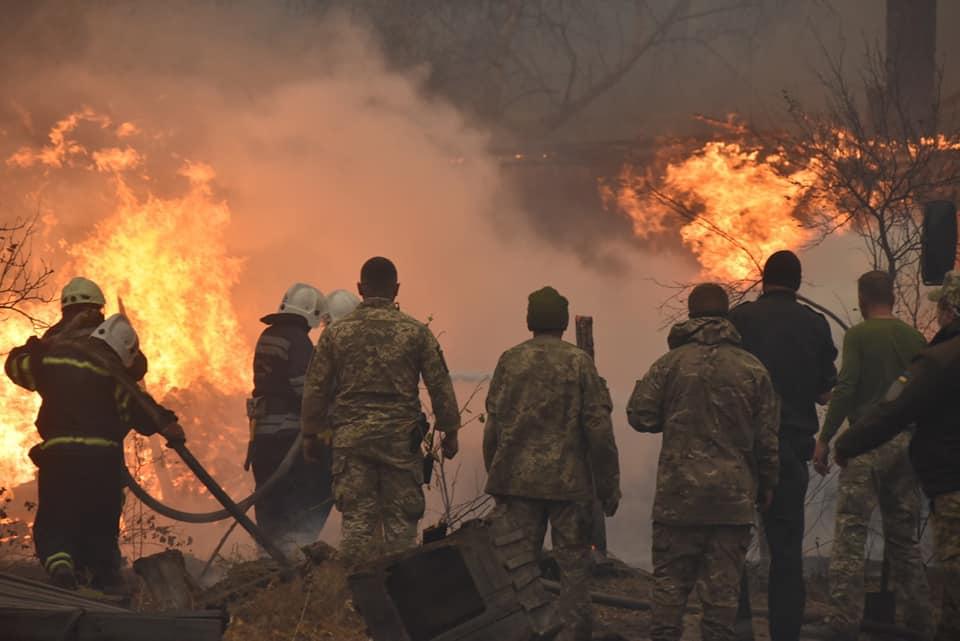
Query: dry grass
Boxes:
[{"xmin": 221, "ymin": 562, "xmax": 366, "ymax": 641}]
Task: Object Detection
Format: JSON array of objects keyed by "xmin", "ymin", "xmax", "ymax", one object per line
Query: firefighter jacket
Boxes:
[
  {"xmin": 301, "ymin": 298, "xmax": 460, "ymax": 463},
  {"xmin": 250, "ymin": 313, "xmax": 314, "ymax": 436},
  {"xmin": 40, "ymin": 307, "xmax": 149, "ymax": 382},
  {"xmin": 5, "ymin": 337, "xmax": 175, "ymax": 452}
]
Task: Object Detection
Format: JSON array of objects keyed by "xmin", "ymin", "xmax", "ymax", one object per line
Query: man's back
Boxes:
[
  {"xmin": 303, "ymin": 297, "xmax": 460, "ymax": 451},
  {"xmin": 628, "ymin": 317, "xmax": 779, "ymax": 525},
  {"xmin": 730, "ymin": 290, "xmax": 837, "ymax": 453},
  {"xmin": 252, "ymin": 317, "xmax": 313, "ymax": 412},
  {"xmin": 820, "ymin": 318, "xmax": 925, "ymax": 442},
  {"xmin": 483, "ymin": 335, "xmax": 619, "ymax": 502}
]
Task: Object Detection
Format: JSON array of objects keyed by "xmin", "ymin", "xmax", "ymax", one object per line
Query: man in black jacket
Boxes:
[
  {"xmin": 729, "ymin": 251, "xmax": 838, "ymax": 641},
  {"xmin": 835, "ymin": 271, "xmax": 960, "ymax": 641},
  {"xmin": 5, "ymin": 314, "xmax": 183, "ymax": 592}
]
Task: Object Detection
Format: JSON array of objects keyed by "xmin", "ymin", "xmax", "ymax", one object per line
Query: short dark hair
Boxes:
[
  {"xmin": 688, "ymin": 283, "xmax": 730, "ymax": 318},
  {"xmin": 762, "ymin": 250, "xmax": 802, "ymax": 291},
  {"xmin": 858, "ymin": 270, "xmax": 895, "ymax": 308},
  {"xmin": 360, "ymin": 257, "xmax": 398, "ymax": 295}
]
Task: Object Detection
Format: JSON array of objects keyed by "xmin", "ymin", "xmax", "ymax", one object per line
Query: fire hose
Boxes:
[
  {"xmin": 120, "ymin": 433, "xmax": 302, "ymax": 524},
  {"xmin": 57, "ymin": 339, "xmax": 293, "ymax": 569}
]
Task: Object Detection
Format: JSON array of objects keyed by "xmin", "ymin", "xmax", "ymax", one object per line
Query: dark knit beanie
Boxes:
[
  {"xmin": 527, "ymin": 286, "xmax": 569, "ymax": 332},
  {"xmin": 762, "ymin": 250, "xmax": 802, "ymax": 291}
]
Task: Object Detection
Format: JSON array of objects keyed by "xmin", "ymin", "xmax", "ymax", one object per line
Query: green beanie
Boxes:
[{"xmin": 527, "ymin": 286, "xmax": 569, "ymax": 332}]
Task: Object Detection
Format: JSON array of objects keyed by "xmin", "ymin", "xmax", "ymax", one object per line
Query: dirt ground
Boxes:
[{"xmin": 3, "ymin": 549, "xmax": 942, "ymax": 641}]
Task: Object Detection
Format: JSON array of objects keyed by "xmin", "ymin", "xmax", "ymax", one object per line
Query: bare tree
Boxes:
[
  {"xmin": 784, "ymin": 45, "xmax": 960, "ymax": 327},
  {"xmin": 0, "ymin": 214, "xmax": 54, "ymax": 325},
  {"xmin": 307, "ymin": 0, "xmax": 757, "ymax": 138}
]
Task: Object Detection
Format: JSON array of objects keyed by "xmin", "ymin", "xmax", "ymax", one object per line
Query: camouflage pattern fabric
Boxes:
[
  {"xmin": 331, "ymin": 441, "xmax": 424, "ymax": 564},
  {"xmin": 932, "ymin": 491, "xmax": 960, "ymax": 641},
  {"xmin": 491, "ymin": 496, "xmax": 594, "ymax": 641},
  {"xmin": 301, "ymin": 297, "xmax": 460, "ymax": 457},
  {"xmin": 928, "ymin": 270, "xmax": 960, "ymax": 311},
  {"xmin": 627, "ymin": 317, "xmax": 780, "ymax": 525},
  {"xmin": 651, "ymin": 523, "xmax": 752, "ymax": 641},
  {"xmin": 483, "ymin": 335, "xmax": 619, "ymax": 504},
  {"xmin": 300, "ymin": 297, "xmax": 459, "ymax": 561},
  {"xmin": 827, "ymin": 431, "xmax": 933, "ymax": 634}
]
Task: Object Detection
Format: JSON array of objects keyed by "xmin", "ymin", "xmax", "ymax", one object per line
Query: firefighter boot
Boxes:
[{"xmin": 50, "ymin": 564, "xmax": 79, "ymax": 591}]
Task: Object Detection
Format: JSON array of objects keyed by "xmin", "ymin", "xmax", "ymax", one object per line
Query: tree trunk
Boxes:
[{"xmin": 133, "ymin": 550, "xmax": 200, "ymax": 612}]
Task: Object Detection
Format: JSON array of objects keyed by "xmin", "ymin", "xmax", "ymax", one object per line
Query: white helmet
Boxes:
[
  {"xmin": 91, "ymin": 314, "xmax": 139, "ymax": 368},
  {"xmin": 61, "ymin": 277, "xmax": 106, "ymax": 309},
  {"xmin": 278, "ymin": 283, "xmax": 326, "ymax": 328},
  {"xmin": 323, "ymin": 289, "xmax": 360, "ymax": 325}
]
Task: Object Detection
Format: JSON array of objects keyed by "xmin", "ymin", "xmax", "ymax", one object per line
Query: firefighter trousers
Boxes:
[{"xmin": 32, "ymin": 444, "xmax": 124, "ymax": 588}]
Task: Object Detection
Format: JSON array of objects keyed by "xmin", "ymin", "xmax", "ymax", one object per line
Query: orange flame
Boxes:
[
  {"xmin": 609, "ymin": 142, "xmax": 820, "ymax": 283},
  {"xmin": 606, "ymin": 123, "xmax": 960, "ymax": 284},
  {"xmin": 0, "ymin": 110, "xmax": 250, "ymax": 491}
]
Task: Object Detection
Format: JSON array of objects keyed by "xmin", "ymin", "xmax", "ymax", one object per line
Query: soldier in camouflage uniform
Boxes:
[
  {"xmin": 300, "ymin": 257, "xmax": 460, "ymax": 563},
  {"xmin": 810, "ymin": 272, "xmax": 932, "ymax": 640},
  {"xmin": 836, "ymin": 271, "xmax": 960, "ymax": 641},
  {"xmin": 484, "ymin": 286, "xmax": 620, "ymax": 641},
  {"xmin": 628, "ymin": 284, "xmax": 780, "ymax": 641}
]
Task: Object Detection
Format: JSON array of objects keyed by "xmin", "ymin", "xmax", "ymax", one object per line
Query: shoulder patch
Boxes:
[{"xmin": 883, "ymin": 373, "xmax": 910, "ymax": 402}]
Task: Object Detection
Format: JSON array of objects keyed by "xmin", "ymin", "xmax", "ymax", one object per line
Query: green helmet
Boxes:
[{"xmin": 61, "ymin": 277, "xmax": 106, "ymax": 309}]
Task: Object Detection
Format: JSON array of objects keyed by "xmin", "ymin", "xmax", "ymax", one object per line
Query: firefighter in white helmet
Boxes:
[
  {"xmin": 246, "ymin": 283, "xmax": 331, "ymax": 554},
  {"xmin": 322, "ymin": 289, "xmax": 361, "ymax": 327},
  {"xmin": 26, "ymin": 276, "xmax": 150, "ymax": 381},
  {"xmin": 5, "ymin": 314, "xmax": 183, "ymax": 592}
]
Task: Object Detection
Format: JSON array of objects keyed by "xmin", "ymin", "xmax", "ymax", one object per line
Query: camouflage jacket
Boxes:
[
  {"xmin": 300, "ymin": 298, "xmax": 460, "ymax": 462},
  {"xmin": 483, "ymin": 335, "xmax": 620, "ymax": 503},
  {"xmin": 627, "ymin": 317, "xmax": 779, "ymax": 525}
]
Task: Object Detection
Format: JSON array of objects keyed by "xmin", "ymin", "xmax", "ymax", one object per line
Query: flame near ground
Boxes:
[{"xmin": 0, "ymin": 112, "xmax": 253, "ymax": 556}]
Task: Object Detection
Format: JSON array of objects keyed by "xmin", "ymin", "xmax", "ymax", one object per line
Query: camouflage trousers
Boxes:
[
  {"xmin": 651, "ymin": 523, "xmax": 752, "ymax": 641},
  {"xmin": 932, "ymin": 491, "xmax": 960, "ymax": 641},
  {"xmin": 492, "ymin": 496, "xmax": 594, "ymax": 641},
  {"xmin": 827, "ymin": 433, "xmax": 932, "ymax": 633},
  {"xmin": 331, "ymin": 448, "xmax": 424, "ymax": 564}
]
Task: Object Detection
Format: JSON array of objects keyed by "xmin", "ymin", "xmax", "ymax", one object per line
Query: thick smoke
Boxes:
[
  {"xmin": 3, "ymin": 1, "xmax": 945, "ymax": 566},
  {"xmin": 0, "ymin": 1, "xmax": 694, "ymax": 564}
]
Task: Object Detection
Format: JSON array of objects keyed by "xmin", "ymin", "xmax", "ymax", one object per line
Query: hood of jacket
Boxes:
[{"xmin": 667, "ymin": 316, "xmax": 742, "ymax": 350}]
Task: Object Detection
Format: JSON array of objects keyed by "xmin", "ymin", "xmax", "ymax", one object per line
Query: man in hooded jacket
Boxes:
[{"xmin": 628, "ymin": 283, "xmax": 780, "ymax": 641}]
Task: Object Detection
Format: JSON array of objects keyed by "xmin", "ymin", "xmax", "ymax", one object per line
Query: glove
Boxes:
[
  {"xmin": 601, "ymin": 491, "xmax": 620, "ymax": 517},
  {"xmin": 160, "ymin": 421, "xmax": 186, "ymax": 444},
  {"xmin": 441, "ymin": 431, "xmax": 459, "ymax": 460},
  {"xmin": 812, "ymin": 440, "xmax": 830, "ymax": 476},
  {"xmin": 303, "ymin": 434, "xmax": 326, "ymax": 463}
]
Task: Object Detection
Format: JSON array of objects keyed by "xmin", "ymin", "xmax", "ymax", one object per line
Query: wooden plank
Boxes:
[{"xmin": 0, "ymin": 608, "xmax": 225, "ymax": 641}]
